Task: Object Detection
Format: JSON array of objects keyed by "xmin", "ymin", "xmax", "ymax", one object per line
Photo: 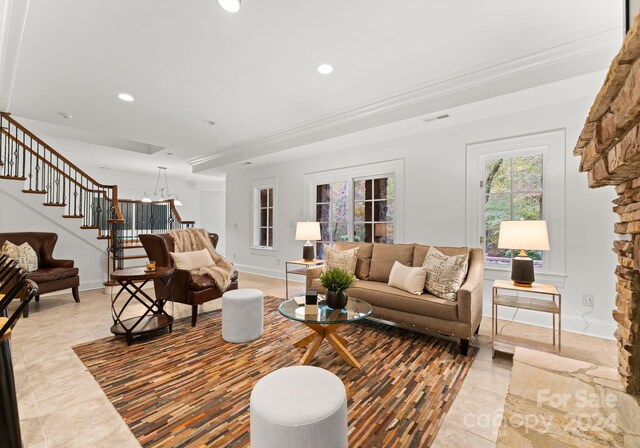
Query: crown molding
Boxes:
[{"xmin": 190, "ymin": 25, "xmax": 621, "ymax": 172}]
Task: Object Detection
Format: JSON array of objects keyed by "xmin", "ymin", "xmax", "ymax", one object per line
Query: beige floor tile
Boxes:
[
  {"xmin": 431, "ymin": 420, "xmax": 496, "ymax": 448},
  {"xmin": 442, "ymin": 382, "xmax": 507, "ymax": 441}
]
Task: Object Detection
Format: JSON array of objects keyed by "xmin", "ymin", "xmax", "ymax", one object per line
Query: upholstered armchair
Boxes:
[
  {"xmin": 0, "ymin": 232, "xmax": 80, "ymax": 317},
  {"xmin": 139, "ymin": 232, "xmax": 239, "ymax": 326}
]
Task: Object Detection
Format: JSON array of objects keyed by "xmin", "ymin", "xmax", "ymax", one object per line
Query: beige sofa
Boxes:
[{"xmin": 307, "ymin": 242, "xmax": 483, "ymax": 355}]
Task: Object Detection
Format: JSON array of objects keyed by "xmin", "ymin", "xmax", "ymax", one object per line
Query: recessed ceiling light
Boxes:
[
  {"xmin": 218, "ymin": 0, "xmax": 240, "ymax": 13},
  {"xmin": 59, "ymin": 112, "xmax": 73, "ymax": 119},
  {"xmin": 167, "ymin": 152, "xmax": 174, "ymax": 157},
  {"xmin": 118, "ymin": 93, "xmax": 134, "ymax": 102},
  {"xmin": 203, "ymin": 120, "xmax": 216, "ymax": 126},
  {"xmin": 317, "ymin": 64, "xmax": 333, "ymax": 74}
]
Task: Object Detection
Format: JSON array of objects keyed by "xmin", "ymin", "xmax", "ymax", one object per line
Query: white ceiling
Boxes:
[{"xmin": 0, "ymin": 0, "xmax": 623, "ymax": 176}]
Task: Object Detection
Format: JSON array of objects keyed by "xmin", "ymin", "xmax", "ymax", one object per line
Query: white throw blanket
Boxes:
[{"xmin": 169, "ymin": 228, "xmax": 234, "ymax": 291}]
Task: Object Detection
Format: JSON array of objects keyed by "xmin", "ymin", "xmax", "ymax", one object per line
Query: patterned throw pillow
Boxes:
[
  {"xmin": 1, "ymin": 241, "xmax": 38, "ymax": 272},
  {"xmin": 422, "ymin": 247, "xmax": 469, "ymax": 301},
  {"xmin": 324, "ymin": 246, "xmax": 359, "ymax": 275}
]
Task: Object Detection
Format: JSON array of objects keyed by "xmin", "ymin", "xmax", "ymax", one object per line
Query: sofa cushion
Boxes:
[
  {"xmin": 368, "ymin": 243, "xmax": 415, "ymax": 283},
  {"xmin": 27, "ymin": 267, "xmax": 79, "ymax": 283},
  {"xmin": 423, "ymin": 247, "xmax": 469, "ymax": 301},
  {"xmin": 388, "ymin": 261, "xmax": 427, "ymax": 295},
  {"xmin": 346, "ymin": 280, "xmax": 458, "ymax": 322},
  {"xmin": 413, "ymin": 244, "xmax": 471, "ymax": 267},
  {"xmin": 335, "ymin": 242, "xmax": 373, "ymax": 279},
  {"xmin": 324, "ymin": 246, "xmax": 359, "ymax": 275},
  {"xmin": 190, "ymin": 274, "xmax": 217, "ymax": 291}
]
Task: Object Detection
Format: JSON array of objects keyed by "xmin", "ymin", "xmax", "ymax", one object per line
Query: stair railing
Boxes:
[
  {"xmin": 110, "ymin": 198, "xmax": 195, "ymax": 271},
  {"xmin": 0, "ymin": 113, "xmax": 124, "ymax": 236}
]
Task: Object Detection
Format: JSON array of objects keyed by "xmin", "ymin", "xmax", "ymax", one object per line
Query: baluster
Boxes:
[
  {"xmin": 73, "ymin": 172, "xmax": 78, "ymax": 216},
  {"xmin": 21, "ymin": 130, "xmax": 26, "ymax": 180},
  {"xmin": 62, "ymin": 162, "xmax": 67, "ymax": 209},
  {"xmin": 27, "ymin": 135, "xmax": 33, "ymax": 190},
  {"xmin": 35, "ymin": 142, "xmax": 41, "ymax": 191}
]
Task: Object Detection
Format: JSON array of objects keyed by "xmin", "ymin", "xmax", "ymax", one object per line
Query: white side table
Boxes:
[
  {"xmin": 492, "ymin": 279, "xmax": 561, "ymax": 357},
  {"xmin": 285, "ymin": 259, "xmax": 324, "ymax": 300}
]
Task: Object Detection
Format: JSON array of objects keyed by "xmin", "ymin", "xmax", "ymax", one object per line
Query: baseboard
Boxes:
[{"xmin": 482, "ymin": 306, "xmax": 616, "ymax": 340}]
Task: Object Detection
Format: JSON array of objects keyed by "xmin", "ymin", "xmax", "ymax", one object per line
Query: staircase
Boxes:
[{"xmin": 0, "ymin": 112, "xmax": 194, "ymax": 280}]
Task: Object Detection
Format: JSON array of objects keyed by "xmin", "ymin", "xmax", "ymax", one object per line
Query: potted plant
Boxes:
[{"xmin": 318, "ymin": 267, "xmax": 355, "ymax": 309}]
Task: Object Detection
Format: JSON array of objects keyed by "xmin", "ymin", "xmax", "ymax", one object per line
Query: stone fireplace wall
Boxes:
[{"xmin": 575, "ymin": 19, "xmax": 640, "ymax": 395}]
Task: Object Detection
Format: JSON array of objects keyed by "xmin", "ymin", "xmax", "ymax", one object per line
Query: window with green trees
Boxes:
[{"xmin": 483, "ymin": 153, "xmax": 543, "ymax": 266}]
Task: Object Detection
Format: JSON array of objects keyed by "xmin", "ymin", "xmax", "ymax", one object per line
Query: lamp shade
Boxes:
[
  {"xmin": 498, "ymin": 220, "xmax": 550, "ymax": 251},
  {"xmin": 295, "ymin": 222, "xmax": 321, "ymax": 241}
]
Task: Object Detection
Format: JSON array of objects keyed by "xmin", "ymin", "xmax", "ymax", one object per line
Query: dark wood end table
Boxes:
[{"xmin": 110, "ymin": 267, "xmax": 174, "ymax": 345}]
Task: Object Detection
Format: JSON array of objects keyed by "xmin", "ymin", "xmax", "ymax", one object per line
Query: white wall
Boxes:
[
  {"xmin": 200, "ymin": 190, "xmax": 226, "ymax": 254},
  {"xmin": 0, "ymin": 180, "xmax": 107, "ymax": 290},
  {"xmin": 225, "ymin": 96, "xmax": 618, "ymax": 339}
]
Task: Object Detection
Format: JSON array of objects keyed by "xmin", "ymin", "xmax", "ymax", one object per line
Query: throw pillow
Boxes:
[
  {"xmin": 324, "ymin": 246, "xmax": 359, "ymax": 275},
  {"xmin": 422, "ymin": 247, "xmax": 469, "ymax": 301},
  {"xmin": 170, "ymin": 249, "xmax": 215, "ymax": 271},
  {"xmin": 387, "ymin": 261, "xmax": 427, "ymax": 295},
  {"xmin": 1, "ymin": 241, "xmax": 38, "ymax": 272}
]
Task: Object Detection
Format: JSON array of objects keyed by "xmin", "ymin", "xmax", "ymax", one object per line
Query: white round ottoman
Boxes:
[
  {"xmin": 250, "ymin": 366, "xmax": 348, "ymax": 448},
  {"xmin": 221, "ymin": 288, "xmax": 263, "ymax": 343}
]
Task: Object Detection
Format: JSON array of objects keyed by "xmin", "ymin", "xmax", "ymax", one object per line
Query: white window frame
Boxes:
[
  {"xmin": 304, "ymin": 159, "xmax": 405, "ymax": 244},
  {"xmin": 251, "ymin": 178, "xmax": 277, "ymax": 254},
  {"xmin": 466, "ymin": 130, "xmax": 566, "ymax": 283}
]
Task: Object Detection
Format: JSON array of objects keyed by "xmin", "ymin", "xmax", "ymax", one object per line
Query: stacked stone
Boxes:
[{"xmin": 575, "ymin": 16, "xmax": 640, "ymax": 395}]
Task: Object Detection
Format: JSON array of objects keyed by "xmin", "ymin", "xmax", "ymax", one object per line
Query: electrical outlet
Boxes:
[
  {"xmin": 276, "ymin": 258, "xmax": 281, "ymax": 266},
  {"xmin": 233, "ymin": 253, "xmax": 237, "ymax": 260},
  {"xmin": 582, "ymin": 294, "xmax": 594, "ymax": 307},
  {"xmin": 233, "ymin": 223, "xmax": 238, "ymax": 229}
]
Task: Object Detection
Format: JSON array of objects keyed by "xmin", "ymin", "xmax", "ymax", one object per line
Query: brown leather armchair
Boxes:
[
  {"xmin": 0, "ymin": 232, "xmax": 80, "ymax": 317},
  {"xmin": 139, "ymin": 232, "xmax": 238, "ymax": 326}
]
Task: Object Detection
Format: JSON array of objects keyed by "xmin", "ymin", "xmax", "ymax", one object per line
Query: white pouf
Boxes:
[
  {"xmin": 250, "ymin": 366, "xmax": 348, "ymax": 448},
  {"xmin": 222, "ymin": 288, "xmax": 264, "ymax": 343}
]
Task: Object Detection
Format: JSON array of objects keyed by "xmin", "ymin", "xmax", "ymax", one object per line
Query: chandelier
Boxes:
[{"xmin": 142, "ymin": 166, "xmax": 183, "ymax": 206}]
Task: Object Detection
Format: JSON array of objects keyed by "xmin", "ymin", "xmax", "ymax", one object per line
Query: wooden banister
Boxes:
[{"xmin": 0, "ymin": 113, "xmax": 113, "ymax": 189}]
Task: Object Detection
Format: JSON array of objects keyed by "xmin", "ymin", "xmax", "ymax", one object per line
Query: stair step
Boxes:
[
  {"xmin": 97, "ymin": 235, "xmax": 111, "ymax": 240},
  {"xmin": 80, "ymin": 225, "xmax": 100, "ymax": 230},
  {"xmin": 62, "ymin": 214, "xmax": 84, "ymax": 219},
  {"xmin": 122, "ymin": 244, "xmax": 144, "ymax": 249},
  {"xmin": 43, "ymin": 202, "xmax": 66, "ymax": 207},
  {"xmin": 0, "ymin": 175, "xmax": 26, "ymax": 181},
  {"xmin": 22, "ymin": 189, "xmax": 47, "ymax": 194},
  {"xmin": 114, "ymin": 254, "xmax": 148, "ymax": 261}
]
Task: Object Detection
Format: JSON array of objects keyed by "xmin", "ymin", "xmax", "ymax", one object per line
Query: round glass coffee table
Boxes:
[{"xmin": 278, "ymin": 296, "xmax": 372, "ymax": 368}]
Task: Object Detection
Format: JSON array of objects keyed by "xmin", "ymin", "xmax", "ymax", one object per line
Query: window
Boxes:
[
  {"xmin": 466, "ymin": 130, "xmax": 566, "ymax": 280},
  {"xmin": 252, "ymin": 179, "xmax": 276, "ymax": 250},
  {"xmin": 306, "ymin": 160, "xmax": 403, "ymax": 259},
  {"xmin": 483, "ymin": 153, "xmax": 543, "ymax": 266},
  {"xmin": 353, "ymin": 176, "xmax": 395, "ymax": 244}
]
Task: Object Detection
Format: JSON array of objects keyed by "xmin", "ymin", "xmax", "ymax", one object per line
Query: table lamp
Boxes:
[
  {"xmin": 296, "ymin": 221, "xmax": 321, "ymax": 261},
  {"xmin": 498, "ymin": 220, "xmax": 550, "ymax": 286}
]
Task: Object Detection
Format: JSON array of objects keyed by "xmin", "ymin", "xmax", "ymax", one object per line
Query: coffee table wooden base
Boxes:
[{"xmin": 293, "ymin": 323, "xmax": 360, "ymax": 368}]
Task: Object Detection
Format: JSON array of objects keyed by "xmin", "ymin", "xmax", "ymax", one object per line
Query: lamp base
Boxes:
[
  {"xmin": 511, "ymin": 256, "xmax": 534, "ymax": 286},
  {"xmin": 302, "ymin": 245, "xmax": 315, "ymax": 261}
]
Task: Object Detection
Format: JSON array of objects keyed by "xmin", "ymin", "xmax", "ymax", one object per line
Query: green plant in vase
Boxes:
[{"xmin": 319, "ymin": 267, "xmax": 355, "ymax": 309}]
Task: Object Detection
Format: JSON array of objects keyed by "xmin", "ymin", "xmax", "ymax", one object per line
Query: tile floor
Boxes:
[{"xmin": 5, "ymin": 272, "xmax": 617, "ymax": 447}]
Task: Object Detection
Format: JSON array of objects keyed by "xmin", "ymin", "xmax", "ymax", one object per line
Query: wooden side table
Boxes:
[
  {"xmin": 110, "ymin": 267, "xmax": 174, "ymax": 345},
  {"xmin": 492, "ymin": 279, "xmax": 561, "ymax": 357},
  {"xmin": 285, "ymin": 259, "xmax": 324, "ymax": 300}
]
